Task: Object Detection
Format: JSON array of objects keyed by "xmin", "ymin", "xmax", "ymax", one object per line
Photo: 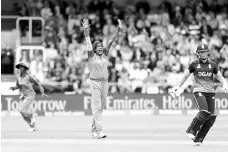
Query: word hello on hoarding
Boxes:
[{"xmin": 162, "ymin": 96, "xmax": 193, "ymax": 109}]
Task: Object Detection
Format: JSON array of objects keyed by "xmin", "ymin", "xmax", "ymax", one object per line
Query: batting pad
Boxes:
[
  {"xmin": 194, "ymin": 114, "xmax": 217, "ymax": 143},
  {"xmin": 186, "ymin": 110, "xmax": 211, "ymax": 136}
]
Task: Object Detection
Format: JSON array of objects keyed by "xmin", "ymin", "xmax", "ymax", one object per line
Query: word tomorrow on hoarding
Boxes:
[{"xmin": 4, "ymin": 97, "xmax": 67, "ymax": 111}]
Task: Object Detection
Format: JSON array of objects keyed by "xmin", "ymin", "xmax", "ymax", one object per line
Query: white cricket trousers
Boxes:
[
  {"xmin": 19, "ymin": 94, "xmax": 35, "ymax": 126},
  {"xmin": 90, "ymin": 79, "xmax": 108, "ymax": 133}
]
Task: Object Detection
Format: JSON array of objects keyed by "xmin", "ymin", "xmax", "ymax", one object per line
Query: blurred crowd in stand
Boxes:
[{"xmin": 2, "ymin": 0, "xmax": 228, "ymax": 94}]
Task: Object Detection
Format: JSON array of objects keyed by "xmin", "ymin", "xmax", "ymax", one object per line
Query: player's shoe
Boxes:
[
  {"xmin": 194, "ymin": 142, "xmax": 201, "ymax": 146},
  {"xmin": 30, "ymin": 114, "xmax": 36, "ymax": 126},
  {"xmin": 92, "ymin": 131, "xmax": 107, "ymax": 139},
  {"xmin": 97, "ymin": 132, "xmax": 107, "ymax": 139},
  {"xmin": 187, "ymin": 133, "xmax": 195, "ymax": 140},
  {"xmin": 27, "ymin": 127, "xmax": 38, "ymax": 132}
]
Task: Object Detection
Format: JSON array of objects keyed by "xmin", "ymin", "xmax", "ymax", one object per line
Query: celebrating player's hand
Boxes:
[
  {"xmin": 81, "ymin": 18, "xmax": 90, "ymax": 29},
  {"xmin": 117, "ymin": 19, "xmax": 123, "ymax": 30},
  {"xmin": 170, "ymin": 86, "xmax": 181, "ymax": 98}
]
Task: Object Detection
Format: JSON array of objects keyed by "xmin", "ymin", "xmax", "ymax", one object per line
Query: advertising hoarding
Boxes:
[{"xmin": 1, "ymin": 93, "xmax": 228, "ymax": 116}]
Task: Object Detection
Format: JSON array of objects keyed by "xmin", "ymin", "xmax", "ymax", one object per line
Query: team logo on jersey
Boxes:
[
  {"xmin": 208, "ymin": 64, "xmax": 211, "ymax": 68},
  {"xmin": 198, "ymin": 72, "xmax": 212, "ymax": 77},
  {"xmin": 197, "ymin": 64, "xmax": 201, "ymax": 68}
]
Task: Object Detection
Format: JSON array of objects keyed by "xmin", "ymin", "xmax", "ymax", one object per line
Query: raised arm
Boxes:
[
  {"xmin": 81, "ymin": 18, "xmax": 94, "ymax": 57},
  {"xmin": 105, "ymin": 19, "xmax": 123, "ymax": 55}
]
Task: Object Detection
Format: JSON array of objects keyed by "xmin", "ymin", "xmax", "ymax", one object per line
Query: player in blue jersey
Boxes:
[{"xmin": 170, "ymin": 44, "xmax": 228, "ymax": 145}]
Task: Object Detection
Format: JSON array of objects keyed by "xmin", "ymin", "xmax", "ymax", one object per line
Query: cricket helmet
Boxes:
[{"xmin": 196, "ymin": 43, "xmax": 210, "ymax": 60}]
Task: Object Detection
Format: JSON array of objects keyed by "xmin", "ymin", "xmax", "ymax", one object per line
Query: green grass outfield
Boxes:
[{"xmin": 1, "ymin": 115, "xmax": 228, "ymax": 152}]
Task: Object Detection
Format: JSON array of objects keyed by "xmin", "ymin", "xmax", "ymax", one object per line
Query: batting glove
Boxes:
[
  {"xmin": 222, "ymin": 84, "xmax": 228, "ymax": 93},
  {"xmin": 170, "ymin": 86, "xmax": 181, "ymax": 98}
]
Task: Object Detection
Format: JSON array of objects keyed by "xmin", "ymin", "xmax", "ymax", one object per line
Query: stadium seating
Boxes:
[{"xmin": 1, "ymin": 0, "xmax": 228, "ymax": 94}]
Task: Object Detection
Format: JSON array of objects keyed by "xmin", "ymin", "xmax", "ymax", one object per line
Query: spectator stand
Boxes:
[{"xmin": 1, "ymin": 0, "xmax": 228, "ymax": 95}]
